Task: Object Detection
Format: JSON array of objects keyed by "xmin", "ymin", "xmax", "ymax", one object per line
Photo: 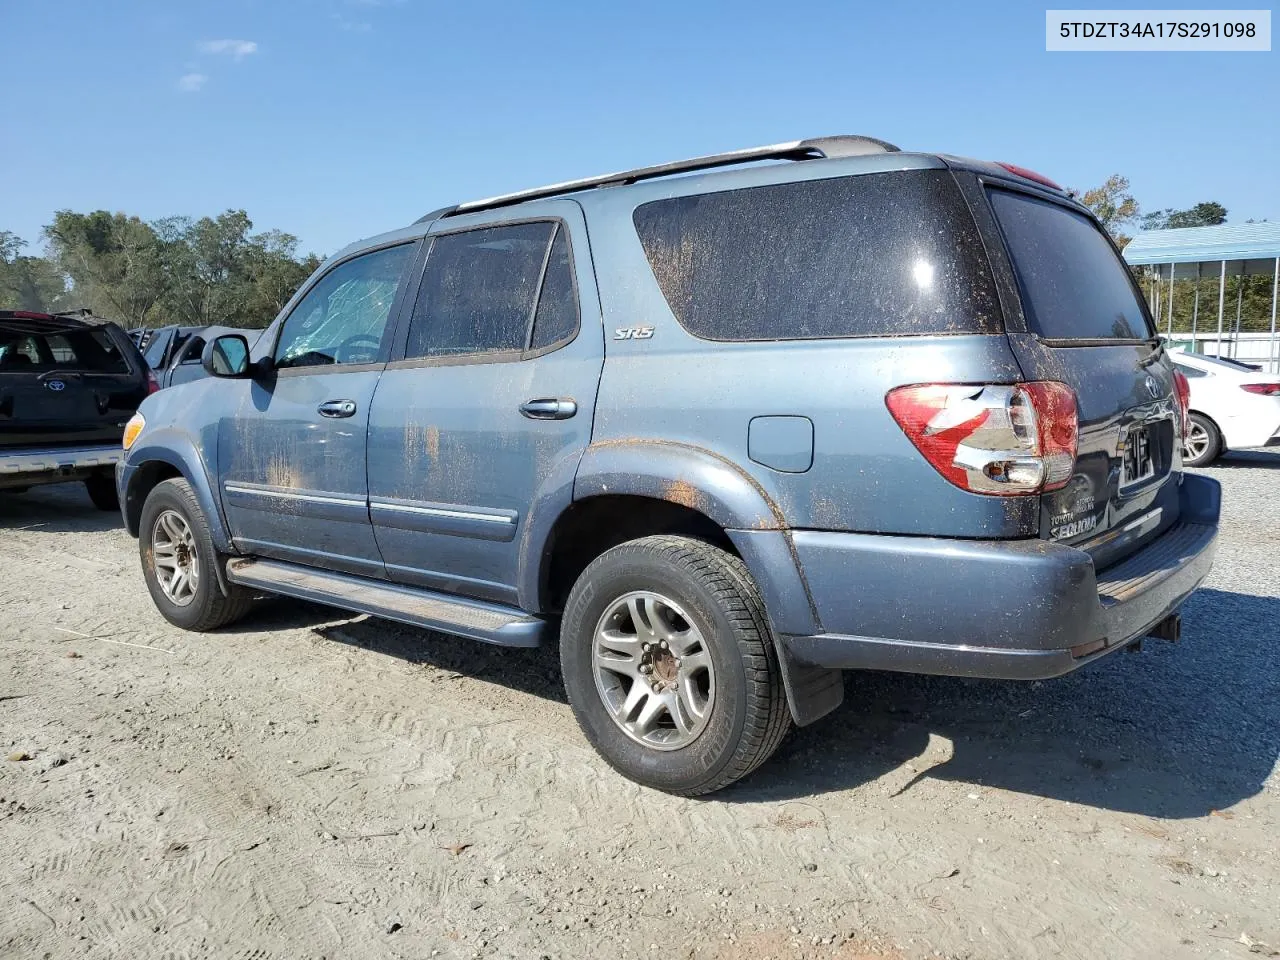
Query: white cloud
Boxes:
[
  {"xmin": 177, "ymin": 73, "xmax": 208, "ymax": 93},
  {"xmin": 198, "ymin": 39, "xmax": 258, "ymax": 59}
]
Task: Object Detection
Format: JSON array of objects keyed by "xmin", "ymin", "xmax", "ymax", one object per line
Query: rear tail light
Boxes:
[
  {"xmin": 886, "ymin": 382, "xmax": 1079, "ymax": 495},
  {"xmin": 1240, "ymin": 383, "xmax": 1280, "ymax": 396},
  {"xmin": 146, "ymin": 370, "xmax": 160, "ymax": 395},
  {"xmin": 994, "ymin": 162, "xmax": 1063, "ymax": 191},
  {"xmin": 1172, "ymin": 369, "xmax": 1191, "ymax": 434}
]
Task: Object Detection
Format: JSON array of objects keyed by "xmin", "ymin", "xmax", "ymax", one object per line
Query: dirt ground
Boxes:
[{"xmin": 2, "ymin": 454, "xmax": 1278, "ymax": 960}]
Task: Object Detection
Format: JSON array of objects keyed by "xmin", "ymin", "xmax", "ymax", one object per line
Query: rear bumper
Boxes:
[
  {"xmin": 0, "ymin": 444, "xmax": 121, "ymax": 487},
  {"xmin": 782, "ymin": 474, "xmax": 1220, "ymax": 680}
]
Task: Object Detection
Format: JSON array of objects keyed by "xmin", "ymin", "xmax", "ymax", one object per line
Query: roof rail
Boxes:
[{"xmin": 417, "ymin": 135, "xmax": 899, "ymax": 222}]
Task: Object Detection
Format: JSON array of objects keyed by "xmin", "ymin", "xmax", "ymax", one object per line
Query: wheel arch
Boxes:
[
  {"xmin": 123, "ymin": 438, "xmax": 233, "ymax": 553},
  {"xmin": 520, "ymin": 440, "xmax": 840, "ymax": 727}
]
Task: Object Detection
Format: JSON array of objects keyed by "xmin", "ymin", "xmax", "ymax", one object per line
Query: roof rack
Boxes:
[{"xmin": 415, "ymin": 135, "xmax": 899, "ymax": 223}]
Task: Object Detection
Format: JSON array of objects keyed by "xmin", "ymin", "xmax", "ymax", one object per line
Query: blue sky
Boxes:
[{"xmin": 3, "ymin": 1, "xmax": 1276, "ymax": 257}]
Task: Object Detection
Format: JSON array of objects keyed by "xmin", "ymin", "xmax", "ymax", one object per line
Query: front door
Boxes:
[
  {"xmin": 218, "ymin": 241, "xmax": 417, "ymax": 577},
  {"xmin": 367, "ymin": 207, "xmax": 602, "ymax": 604}
]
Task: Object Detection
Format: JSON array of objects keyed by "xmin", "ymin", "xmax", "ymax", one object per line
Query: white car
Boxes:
[{"xmin": 1170, "ymin": 350, "xmax": 1280, "ymax": 466}]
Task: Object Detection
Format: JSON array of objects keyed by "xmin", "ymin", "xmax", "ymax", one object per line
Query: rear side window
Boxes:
[
  {"xmin": 632, "ymin": 170, "xmax": 999, "ymax": 341},
  {"xmin": 405, "ymin": 220, "xmax": 580, "ymax": 359},
  {"xmin": 530, "ymin": 227, "xmax": 579, "ymax": 349},
  {"xmin": 988, "ymin": 189, "xmax": 1153, "ymax": 341}
]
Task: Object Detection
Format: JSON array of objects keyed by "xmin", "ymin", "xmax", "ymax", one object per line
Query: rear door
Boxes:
[
  {"xmin": 976, "ymin": 180, "xmax": 1180, "ymax": 569},
  {"xmin": 0, "ymin": 320, "xmax": 146, "ymax": 449},
  {"xmin": 367, "ymin": 208, "xmax": 603, "ymax": 604}
]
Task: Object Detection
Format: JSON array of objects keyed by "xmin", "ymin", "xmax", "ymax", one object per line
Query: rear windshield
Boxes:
[
  {"xmin": 632, "ymin": 170, "xmax": 1000, "ymax": 341},
  {"xmin": 0, "ymin": 327, "xmax": 131, "ymax": 374},
  {"xmin": 988, "ymin": 189, "xmax": 1153, "ymax": 341}
]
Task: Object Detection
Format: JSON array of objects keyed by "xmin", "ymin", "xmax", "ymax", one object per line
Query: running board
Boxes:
[{"xmin": 225, "ymin": 557, "xmax": 546, "ymax": 648}]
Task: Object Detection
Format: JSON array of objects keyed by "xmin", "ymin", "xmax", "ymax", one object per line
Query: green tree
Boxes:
[
  {"xmin": 0, "ymin": 231, "xmax": 73, "ymax": 312},
  {"xmin": 43, "ymin": 211, "xmax": 170, "ymax": 327},
  {"xmin": 1076, "ymin": 174, "xmax": 1140, "ymax": 247},
  {"xmin": 1140, "ymin": 202, "xmax": 1228, "ymax": 231},
  {"xmin": 37, "ymin": 209, "xmax": 320, "ymax": 330}
]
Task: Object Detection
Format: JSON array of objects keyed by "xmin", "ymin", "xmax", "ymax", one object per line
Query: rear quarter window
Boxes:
[
  {"xmin": 631, "ymin": 169, "xmax": 1000, "ymax": 341},
  {"xmin": 988, "ymin": 188, "xmax": 1153, "ymax": 341}
]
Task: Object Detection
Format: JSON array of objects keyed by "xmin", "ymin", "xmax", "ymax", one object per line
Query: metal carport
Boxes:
[{"xmin": 1123, "ymin": 222, "xmax": 1280, "ymax": 372}]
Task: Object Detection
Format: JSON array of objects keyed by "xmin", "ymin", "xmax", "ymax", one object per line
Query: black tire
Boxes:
[
  {"xmin": 1183, "ymin": 412, "xmax": 1223, "ymax": 467},
  {"xmin": 139, "ymin": 477, "xmax": 254, "ymax": 631},
  {"xmin": 84, "ymin": 474, "xmax": 119, "ymax": 511},
  {"xmin": 560, "ymin": 535, "xmax": 790, "ymax": 796}
]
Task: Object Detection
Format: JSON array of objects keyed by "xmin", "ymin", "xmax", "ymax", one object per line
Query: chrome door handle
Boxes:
[
  {"xmin": 317, "ymin": 399, "xmax": 357, "ymax": 418},
  {"xmin": 519, "ymin": 398, "xmax": 577, "ymax": 420}
]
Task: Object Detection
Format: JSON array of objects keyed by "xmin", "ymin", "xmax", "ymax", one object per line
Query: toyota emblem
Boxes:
[
  {"xmin": 45, "ymin": 379, "xmax": 66, "ymax": 392},
  {"xmin": 1145, "ymin": 375, "xmax": 1159, "ymax": 399}
]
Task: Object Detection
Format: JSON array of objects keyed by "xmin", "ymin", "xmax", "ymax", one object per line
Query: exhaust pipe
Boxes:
[{"xmin": 1147, "ymin": 613, "xmax": 1182, "ymax": 643}]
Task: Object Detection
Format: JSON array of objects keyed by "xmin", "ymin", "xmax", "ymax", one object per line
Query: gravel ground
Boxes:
[{"xmin": 1, "ymin": 452, "xmax": 1278, "ymax": 960}]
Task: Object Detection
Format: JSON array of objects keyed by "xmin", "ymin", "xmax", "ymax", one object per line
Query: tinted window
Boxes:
[
  {"xmin": 1173, "ymin": 361, "xmax": 1207, "ymax": 379},
  {"xmin": 632, "ymin": 170, "xmax": 999, "ymax": 341},
  {"xmin": 178, "ymin": 337, "xmax": 205, "ymax": 363},
  {"xmin": 143, "ymin": 329, "xmax": 171, "ymax": 368},
  {"xmin": 0, "ymin": 328, "xmax": 129, "ymax": 373},
  {"xmin": 406, "ymin": 222, "xmax": 555, "ymax": 359},
  {"xmin": 275, "ymin": 243, "xmax": 413, "ymax": 369},
  {"xmin": 530, "ymin": 227, "xmax": 579, "ymax": 349},
  {"xmin": 989, "ymin": 189, "xmax": 1153, "ymax": 341}
]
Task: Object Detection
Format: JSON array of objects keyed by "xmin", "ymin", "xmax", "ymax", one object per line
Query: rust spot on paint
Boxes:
[{"xmin": 662, "ymin": 478, "xmax": 705, "ymax": 512}]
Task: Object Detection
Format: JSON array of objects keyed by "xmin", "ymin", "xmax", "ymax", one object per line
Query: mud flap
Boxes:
[{"xmin": 776, "ymin": 641, "xmax": 843, "ymax": 726}]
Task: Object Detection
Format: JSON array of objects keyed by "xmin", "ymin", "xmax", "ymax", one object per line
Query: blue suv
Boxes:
[{"xmin": 117, "ymin": 137, "xmax": 1219, "ymax": 795}]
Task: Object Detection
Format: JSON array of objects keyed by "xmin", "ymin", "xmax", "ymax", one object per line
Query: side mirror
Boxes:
[{"xmin": 201, "ymin": 334, "xmax": 251, "ymax": 378}]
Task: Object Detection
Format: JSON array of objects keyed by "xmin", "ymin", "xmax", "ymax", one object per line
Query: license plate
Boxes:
[{"xmin": 1121, "ymin": 425, "xmax": 1155, "ymax": 486}]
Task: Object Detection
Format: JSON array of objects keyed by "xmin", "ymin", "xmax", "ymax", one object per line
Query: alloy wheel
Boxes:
[
  {"xmin": 591, "ymin": 591, "xmax": 716, "ymax": 751},
  {"xmin": 151, "ymin": 509, "xmax": 200, "ymax": 606},
  {"xmin": 1183, "ymin": 421, "xmax": 1210, "ymax": 463}
]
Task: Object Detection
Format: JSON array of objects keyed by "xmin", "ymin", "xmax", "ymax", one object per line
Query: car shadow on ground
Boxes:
[
  {"xmin": 11, "ymin": 473, "xmax": 1273, "ymax": 820},
  {"xmin": 0, "ymin": 483, "xmax": 123, "ymax": 533},
  {"xmin": 305, "ymin": 588, "xmax": 1277, "ymax": 820},
  {"xmin": 1203, "ymin": 449, "xmax": 1280, "ymax": 469}
]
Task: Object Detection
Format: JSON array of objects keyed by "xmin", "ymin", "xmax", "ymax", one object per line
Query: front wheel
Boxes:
[
  {"xmin": 560, "ymin": 535, "xmax": 790, "ymax": 796},
  {"xmin": 1182, "ymin": 413, "xmax": 1222, "ymax": 467},
  {"xmin": 139, "ymin": 478, "xmax": 253, "ymax": 631}
]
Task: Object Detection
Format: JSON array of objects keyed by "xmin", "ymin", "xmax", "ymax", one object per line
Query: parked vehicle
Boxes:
[
  {"xmin": 142, "ymin": 324, "xmax": 265, "ymax": 389},
  {"xmin": 1169, "ymin": 351, "xmax": 1280, "ymax": 465},
  {"xmin": 140, "ymin": 325, "xmax": 201, "ymax": 374},
  {"xmin": 1, "ymin": 310, "xmax": 156, "ymax": 509},
  {"xmin": 117, "ymin": 137, "xmax": 1220, "ymax": 794},
  {"xmin": 156, "ymin": 326, "xmax": 265, "ymax": 390}
]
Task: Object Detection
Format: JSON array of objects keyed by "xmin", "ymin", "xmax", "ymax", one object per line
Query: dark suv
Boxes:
[
  {"xmin": 1, "ymin": 311, "xmax": 155, "ymax": 509},
  {"xmin": 116, "ymin": 137, "xmax": 1219, "ymax": 794}
]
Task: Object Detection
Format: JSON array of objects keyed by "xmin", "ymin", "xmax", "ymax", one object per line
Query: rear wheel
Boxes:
[
  {"xmin": 84, "ymin": 474, "xmax": 119, "ymax": 511},
  {"xmin": 1182, "ymin": 413, "xmax": 1222, "ymax": 467},
  {"xmin": 560, "ymin": 535, "xmax": 790, "ymax": 796},
  {"xmin": 139, "ymin": 478, "xmax": 253, "ymax": 631}
]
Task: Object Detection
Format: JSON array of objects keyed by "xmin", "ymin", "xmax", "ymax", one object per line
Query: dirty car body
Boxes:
[{"xmin": 117, "ymin": 137, "xmax": 1220, "ymax": 794}]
